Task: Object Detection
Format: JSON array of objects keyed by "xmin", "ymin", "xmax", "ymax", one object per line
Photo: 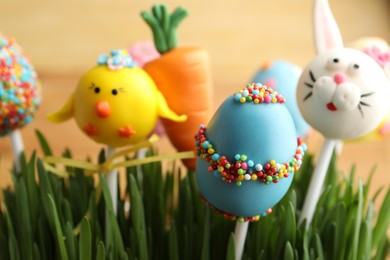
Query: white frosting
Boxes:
[{"xmin": 297, "ymin": 48, "xmax": 390, "ymax": 139}]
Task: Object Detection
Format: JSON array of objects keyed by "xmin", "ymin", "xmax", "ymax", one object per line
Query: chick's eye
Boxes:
[
  {"xmin": 94, "ymin": 87, "xmax": 100, "ymax": 94},
  {"xmin": 112, "ymin": 89, "xmax": 118, "ymax": 95}
]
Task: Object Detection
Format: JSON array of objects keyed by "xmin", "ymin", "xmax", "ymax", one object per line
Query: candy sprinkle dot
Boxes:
[
  {"xmin": 234, "ymin": 83, "xmax": 285, "ymax": 105},
  {"xmin": 255, "ymin": 164, "xmax": 263, "ymax": 171},
  {"xmin": 211, "ymin": 153, "xmax": 220, "ymax": 161}
]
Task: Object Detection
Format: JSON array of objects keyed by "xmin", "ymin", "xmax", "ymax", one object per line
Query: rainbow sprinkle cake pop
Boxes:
[
  {"xmin": 195, "ymin": 83, "xmax": 307, "ymax": 222},
  {"xmin": 0, "ymin": 33, "xmax": 40, "ymax": 136}
]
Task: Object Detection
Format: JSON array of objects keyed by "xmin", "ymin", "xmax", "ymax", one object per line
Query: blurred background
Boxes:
[{"xmin": 1, "ymin": 0, "xmax": 390, "ymax": 204}]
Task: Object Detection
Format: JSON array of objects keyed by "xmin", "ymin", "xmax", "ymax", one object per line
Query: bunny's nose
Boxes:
[
  {"xmin": 95, "ymin": 101, "xmax": 111, "ymax": 118},
  {"xmin": 333, "ymin": 73, "xmax": 345, "ymax": 85}
]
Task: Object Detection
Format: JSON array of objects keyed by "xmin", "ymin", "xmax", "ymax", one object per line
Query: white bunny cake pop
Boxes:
[
  {"xmin": 297, "ymin": 48, "xmax": 390, "ymax": 140},
  {"xmin": 298, "ymin": 0, "xmax": 390, "ymax": 226},
  {"xmin": 296, "ymin": 0, "xmax": 390, "ymax": 140}
]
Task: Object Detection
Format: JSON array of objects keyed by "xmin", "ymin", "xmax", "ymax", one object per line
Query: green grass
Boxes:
[{"xmin": 0, "ymin": 130, "xmax": 388, "ymax": 259}]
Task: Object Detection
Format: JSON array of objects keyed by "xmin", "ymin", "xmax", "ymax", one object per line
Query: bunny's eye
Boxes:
[
  {"xmin": 347, "ymin": 63, "xmax": 361, "ymax": 76},
  {"xmin": 326, "ymin": 57, "xmax": 345, "ymax": 71}
]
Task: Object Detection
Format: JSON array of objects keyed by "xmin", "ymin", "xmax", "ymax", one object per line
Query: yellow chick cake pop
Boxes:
[{"xmin": 48, "ymin": 49, "xmax": 186, "ymax": 147}]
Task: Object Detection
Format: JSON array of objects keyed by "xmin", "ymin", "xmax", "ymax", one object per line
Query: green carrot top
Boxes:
[{"xmin": 141, "ymin": 4, "xmax": 188, "ymax": 54}]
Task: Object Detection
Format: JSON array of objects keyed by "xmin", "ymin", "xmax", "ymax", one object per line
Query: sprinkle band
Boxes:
[
  {"xmin": 200, "ymin": 195, "xmax": 272, "ymax": 222},
  {"xmin": 195, "ymin": 125, "xmax": 307, "ymax": 186}
]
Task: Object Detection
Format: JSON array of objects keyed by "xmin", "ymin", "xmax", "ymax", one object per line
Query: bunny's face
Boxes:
[{"xmin": 297, "ymin": 48, "xmax": 390, "ymax": 139}]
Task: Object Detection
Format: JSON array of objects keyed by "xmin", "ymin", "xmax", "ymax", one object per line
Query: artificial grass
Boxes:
[{"xmin": 0, "ymin": 130, "xmax": 388, "ymax": 259}]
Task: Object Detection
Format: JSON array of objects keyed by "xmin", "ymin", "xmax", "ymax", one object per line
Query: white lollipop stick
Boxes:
[
  {"xmin": 9, "ymin": 130, "xmax": 24, "ymax": 172},
  {"xmin": 106, "ymin": 145, "xmax": 118, "ymax": 215},
  {"xmin": 299, "ymin": 139, "xmax": 336, "ymax": 226},
  {"xmin": 234, "ymin": 221, "xmax": 249, "ymax": 260}
]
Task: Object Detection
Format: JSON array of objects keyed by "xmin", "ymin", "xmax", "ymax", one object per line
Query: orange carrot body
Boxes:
[{"xmin": 144, "ymin": 46, "xmax": 213, "ymax": 170}]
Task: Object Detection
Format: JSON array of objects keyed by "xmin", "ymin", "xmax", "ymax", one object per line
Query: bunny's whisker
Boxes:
[
  {"xmin": 303, "ymin": 92, "xmax": 313, "ymax": 101},
  {"xmin": 359, "ymin": 101, "xmax": 370, "ymax": 107},
  {"xmin": 309, "ymin": 70, "xmax": 316, "ymax": 82},
  {"xmin": 304, "ymin": 82, "xmax": 313, "ymax": 88},
  {"xmin": 358, "ymin": 104, "xmax": 364, "ymax": 118},
  {"xmin": 361, "ymin": 92, "xmax": 374, "ymax": 98}
]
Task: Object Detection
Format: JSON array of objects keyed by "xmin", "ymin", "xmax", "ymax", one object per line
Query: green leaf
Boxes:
[
  {"xmin": 226, "ymin": 233, "xmax": 235, "ymax": 260},
  {"xmin": 372, "ymin": 186, "xmax": 390, "ymax": 249},
  {"xmin": 141, "ymin": 4, "xmax": 188, "ymax": 53},
  {"xmin": 100, "ymin": 174, "xmax": 126, "ymax": 258},
  {"xmin": 168, "ymin": 222, "xmax": 179, "ymax": 260},
  {"xmin": 35, "ymin": 129, "xmax": 53, "ymax": 156},
  {"xmin": 48, "ymin": 195, "xmax": 68, "ymax": 260},
  {"xmin": 283, "ymin": 241, "xmax": 294, "ymax": 260},
  {"xmin": 200, "ymin": 209, "xmax": 210, "ymax": 260},
  {"xmin": 313, "ymin": 233, "xmax": 324, "ymax": 260},
  {"xmin": 8, "ymin": 232, "xmax": 20, "ymax": 260},
  {"xmin": 33, "ymin": 243, "xmax": 42, "ymax": 260},
  {"xmin": 14, "ymin": 178, "xmax": 33, "ymax": 260},
  {"xmin": 349, "ymin": 179, "xmax": 364, "ymax": 260},
  {"xmin": 36, "ymin": 159, "xmax": 55, "ymax": 229},
  {"xmin": 64, "ymin": 222, "xmax": 76, "ymax": 260},
  {"xmin": 96, "ymin": 241, "xmax": 106, "ymax": 260},
  {"xmin": 79, "ymin": 217, "xmax": 92, "ymax": 260},
  {"xmin": 128, "ymin": 174, "xmax": 148, "ymax": 260}
]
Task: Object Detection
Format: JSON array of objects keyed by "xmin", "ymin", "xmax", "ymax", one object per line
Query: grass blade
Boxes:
[
  {"xmin": 372, "ymin": 186, "xmax": 390, "ymax": 249},
  {"xmin": 79, "ymin": 217, "xmax": 92, "ymax": 260},
  {"xmin": 283, "ymin": 241, "xmax": 294, "ymax": 260},
  {"xmin": 35, "ymin": 130, "xmax": 53, "ymax": 156},
  {"xmin": 48, "ymin": 195, "xmax": 68, "ymax": 260}
]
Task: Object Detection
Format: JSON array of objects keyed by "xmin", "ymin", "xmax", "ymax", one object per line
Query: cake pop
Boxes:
[
  {"xmin": 0, "ymin": 33, "xmax": 40, "ymax": 136},
  {"xmin": 0, "ymin": 33, "xmax": 40, "ymax": 171},
  {"xmin": 47, "ymin": 49, "xmax": 186, "ymax": 215},
  {"xmin": 251, "ymin": 60, "xmax": 309, "ymax": 137},
  {"xmin": 195, "ymin": 83, "xmax": 307, "ymax": 221},
  {"xmin": 47, "ymin": 49, "xmax": 186, "ymax": 147},
  {"xmin": 297, "ymin": 0, "xmax": 390, "ymax": 225}
]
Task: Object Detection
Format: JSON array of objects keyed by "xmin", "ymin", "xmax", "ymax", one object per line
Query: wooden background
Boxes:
[{"xmin": 1, "ymin": 0, "xmax": 390, "ymax": 206}]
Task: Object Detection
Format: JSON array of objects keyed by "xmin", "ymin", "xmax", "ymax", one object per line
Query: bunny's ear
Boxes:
[{"xmin": 314, "ymin": 0, "xmax": 343, "ymax": 53}]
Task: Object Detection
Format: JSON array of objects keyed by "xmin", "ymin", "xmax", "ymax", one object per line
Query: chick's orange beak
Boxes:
[{"xmin": 95, "ymin": 101, "xmax": 111, "ymax": 118}]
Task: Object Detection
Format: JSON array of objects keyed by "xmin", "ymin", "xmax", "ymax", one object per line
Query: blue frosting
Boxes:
[
  {"xmin": 195, "ymin": 94, "xmax": 298, "ymax": 218},
  {"xmin": 251, "ymin": 60, "xmax": 309, "ymax": 137}
]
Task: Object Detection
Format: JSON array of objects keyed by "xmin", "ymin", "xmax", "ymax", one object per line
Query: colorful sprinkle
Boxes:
[
  {"xmin": 234, "ymin": 83, "xmax": 285, "ymax": 104},
  {"xmin": 200, "ymin": 195, "xmax": 271, "ymax": 222},
  {"xmin": 195, "ymin": 125, "xmax": 307, "ymax": 186},
  {"xmin": 97, "ymin": 49, "xmax": 137, "ymax": 70},
  {"xmin": 0, "ymin": 34, "xmax": 40, "ymax": 136}
]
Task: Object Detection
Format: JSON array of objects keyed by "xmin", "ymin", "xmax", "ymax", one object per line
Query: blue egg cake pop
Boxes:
[
  {"xmin": 195, "ymin": 83, "xmax": 307, "ymax": 222},
  {"xmin": 251, "ymin": 60, "xmax": 309, "ymax": 137}
]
